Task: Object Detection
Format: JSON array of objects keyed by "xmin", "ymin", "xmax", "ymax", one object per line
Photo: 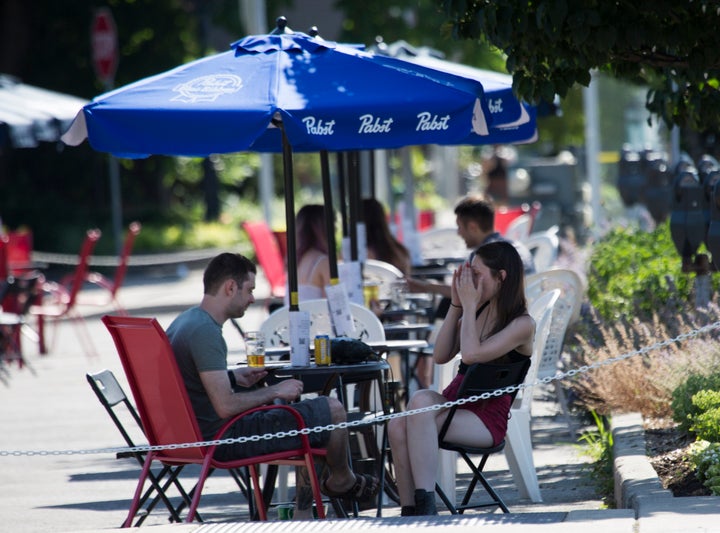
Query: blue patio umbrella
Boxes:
[
  {"xmin": 358, "ymin": 40, "xmax": 538, "ymax": 250},
  {"xmin": 371, "ymin": 39, "xmax": 538, "ymax": 143},
  {"xmin": 63, "ymin": 31, "xmax": 497, "ymax": 308}
]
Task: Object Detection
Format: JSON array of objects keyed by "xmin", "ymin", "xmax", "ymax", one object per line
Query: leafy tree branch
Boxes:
[{"xmin": 440, "ymin": 0, "xmax": 720, "ymax": 131}]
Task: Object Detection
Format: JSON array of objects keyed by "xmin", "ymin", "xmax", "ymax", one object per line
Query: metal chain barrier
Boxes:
[{"xmin": 3, "ymin": 319, "xmax": 720, "ymax": 458}]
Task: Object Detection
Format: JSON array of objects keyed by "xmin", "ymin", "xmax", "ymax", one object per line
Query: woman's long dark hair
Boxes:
[
  {"xmin": 362, "ymin": 198, "xmax": 410, "ymax": 275},
  {"xmin": 472, "ymin": 240, "xmax": 527, "ymax": 336},
  {"xmin": 296, "ymin": 204, "xmax": 329, "ymax": 260}
]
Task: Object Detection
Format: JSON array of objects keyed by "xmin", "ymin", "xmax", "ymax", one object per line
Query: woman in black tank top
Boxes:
[{"xmin": 388, "ymin": 241, "xmax": 535, "ymax": 516}]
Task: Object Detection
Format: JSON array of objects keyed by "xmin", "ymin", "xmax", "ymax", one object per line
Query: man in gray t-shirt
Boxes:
[{"xmin": 166, "ymin": 253, "xmax": 378, "ymax": 514}]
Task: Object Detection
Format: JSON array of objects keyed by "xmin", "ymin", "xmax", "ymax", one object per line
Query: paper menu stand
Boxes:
[
  {"xmin": 289, "ymin": 310, "xmax": 311, "ymax": 366},
  {"xmin": 338, "ymin": 261, "xmax": 363, "ymax": 306},
  {"xmin": 356, "ymin": 222, "xmax": 367, "ymax": 264},
  {"xmin": 325, "ymin": 282, "xmax": 357, "ymax": 338}
]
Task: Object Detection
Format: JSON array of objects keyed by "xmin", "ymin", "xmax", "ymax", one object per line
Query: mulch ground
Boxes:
[{"xmin": 644, "ymin": 417, "xmax": 711, "ymax": 497}]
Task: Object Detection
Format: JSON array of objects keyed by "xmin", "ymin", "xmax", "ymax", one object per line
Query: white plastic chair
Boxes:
[
  {"xmin": 363, "ymin": 259, "xmax": 404, "ymax": 301},
  {"xmin": 525, "ymin": 269, "xmax": 584, "ymax": 436},
  {"xmin": 524, "ymin": 227, "xmax": 560, "ymax": 272},
  {"xmin": 504, "ymin": 214, "xmax": 533, "ymax": 242},
  {"xmin": 259, "ymin": 299, "xmax": 385, "ymax": 347},
  {"xmin": 525, "ymin": 268, "xmax": 584, "ymax": 325},
  {"xmin": 503, "ymin": 288, "xmax": 559, "ymax": 503},
  {"xmin": 419, "ymin": 227, "xmax": 467, "ymax": 262}
]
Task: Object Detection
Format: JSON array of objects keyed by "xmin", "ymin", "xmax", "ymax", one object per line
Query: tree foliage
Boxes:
[
  {"xmin": 440, "ymin": 0, "xmax": 720, "ymax": 131},
  {"xmin": 337, "ymin": 0, "xmax": 506, "ymax": 71}
]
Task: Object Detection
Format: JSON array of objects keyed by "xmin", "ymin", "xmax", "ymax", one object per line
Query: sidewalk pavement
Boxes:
[{"xmin": 1, "ymin": 262, "xmax": 718, "ymax": 532}]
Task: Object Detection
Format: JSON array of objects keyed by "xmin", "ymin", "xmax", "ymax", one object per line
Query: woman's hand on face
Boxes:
[
  {"xmin": 455, "ymin": 262, "xmax": 482, "ymax": 308},
  {"xmin": 450, "ymin": 268, "xmax": 461, "ymax": 305}
]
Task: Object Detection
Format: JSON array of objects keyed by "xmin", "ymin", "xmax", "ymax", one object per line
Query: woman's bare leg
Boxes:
[
  {"xmin": 388, "ymin": 415, "xmax": 415, "ymax": 506},
  {"xmin": 440, "ymin": 409, "xmax": 494, "ymax": 448},
  {"xmin": 404, "ymin": 389, "xmax": 448, "ymax": 491},
  {"xmin": 389, "ymin": 389, "xmax": 495, "ymax": 509}
]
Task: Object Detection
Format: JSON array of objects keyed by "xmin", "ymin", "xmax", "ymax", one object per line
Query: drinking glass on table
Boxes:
[
  {"xmin": 390, "ymin": 279, "xmax": 409, "ymax": 310},
  {"xmin": 244, "ymin": 331, "xmax": 265, "ymax": 367},
  {"xmin": 363, "ymin": 281, "xmax": 381, "ymax": 308}
]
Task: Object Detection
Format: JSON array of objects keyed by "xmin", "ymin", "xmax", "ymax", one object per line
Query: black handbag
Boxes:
[{"xmin": 330, "ymin": 337, "xmax": 380, "ymax": 365}]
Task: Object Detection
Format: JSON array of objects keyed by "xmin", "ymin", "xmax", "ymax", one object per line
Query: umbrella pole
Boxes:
[
  {"xmin": 348, "ymin": 151, "xmax": 360, "ymax": 262},
  {"xmin": 337, "ymin": 152, "xmax": 348, "ymax": 237},
  {"xmin": 369, "ymin": 150, "xmax": 376, "ymax": 199},
  {"xmin": 279, "ymin": 122, "xmax": 299, "ymax": 311},
  {"xmin": 320, "ymin": 150, "xmax": 339, "ymax": 282}
]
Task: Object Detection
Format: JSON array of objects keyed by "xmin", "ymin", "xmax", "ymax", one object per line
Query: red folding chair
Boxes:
[
  {"xmin": 495, "ymin": 205, "xmax": 529, "ymax": 236},
  {"xmin": 242, "ymin": 221, "xmax": 286, "ymax": 301},
  {"xmin": 29, "ymin": 229, "xmax": 101, "ymax": 355},
  {"xmin": 0, "ymin": 235, "xmax": 46, "ymax": 366},
  {"xmin": 0, "ymin": 277, "xmax": 25, "ymax": 367},
  {"xmin": 102, "ymin": 315, "xmax": 328, "ymax": 524},
  {"xmin": 0, "ymin": 234, "xmax": 8, "ymax": 280},
  {"xmin": 86, "ymin": 369, "xmax": 196, "ymax": 525},
  {"xmin": 86, "ymin": 368, "xmax": 256, "ymax": 525},
  {"xmin": 5, "ymin": 229, "xmax": 34, "ymax": 275},
  {"xmin": 77, "ymin": 221, "xmax": 141, "ymax": 315}
]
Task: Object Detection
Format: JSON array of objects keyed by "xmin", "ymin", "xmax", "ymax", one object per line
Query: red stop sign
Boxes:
[{"xmin": 91, "ymin": 8, "xmax": 118, "ymax": 84}]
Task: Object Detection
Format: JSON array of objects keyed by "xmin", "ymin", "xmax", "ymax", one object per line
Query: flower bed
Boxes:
[{"xmin": 645, "ymin": 417, "xmax": 711, "ymax": 497}]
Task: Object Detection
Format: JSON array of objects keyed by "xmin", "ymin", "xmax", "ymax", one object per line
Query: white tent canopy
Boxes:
[{"xmin": 0, "ymin": 74, "xmax": 87, "ymax": 148}]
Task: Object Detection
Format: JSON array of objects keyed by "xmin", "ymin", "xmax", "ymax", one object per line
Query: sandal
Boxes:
[{"xmin": 321, "ymin": 473, "xmax": 379, "ymax": 500}]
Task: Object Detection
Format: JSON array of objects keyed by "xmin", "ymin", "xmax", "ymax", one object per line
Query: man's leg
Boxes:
[{"xmin": 321, "ymin": 397, "xmax": 355, "ymax": 490}]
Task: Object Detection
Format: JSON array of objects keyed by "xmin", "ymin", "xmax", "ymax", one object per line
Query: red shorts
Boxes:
[{"xmin": 442, "ymin": 373, "xmax": 513, "ymax": 447}]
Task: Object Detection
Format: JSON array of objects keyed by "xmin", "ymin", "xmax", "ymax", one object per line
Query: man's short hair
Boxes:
[
  {"xmin": 454, "ymin": 195, "xmax": 495, "ymax": 232},
  {"xmin": 203, "ymin": 253, "xmax": 256, "ymax": 295}
]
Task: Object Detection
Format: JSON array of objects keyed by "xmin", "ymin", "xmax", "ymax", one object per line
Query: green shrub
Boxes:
[
  {"xmin": 690, "ymin": 441, "xmax": 720, "ymax": 496},
  {"xmin": 132, "ymin": 222, "xmax": 246, "ymax": 252},
  {"xmin": 671, "ymin": 372, "xmax": 720, "ymax": 432},
  {"xmin": 689, "ymin": 390, "xmax": 720, "ymax": 442},
  {"xmin": 587, "ymin": 222, "xmax": 698, "ymax": 321}
]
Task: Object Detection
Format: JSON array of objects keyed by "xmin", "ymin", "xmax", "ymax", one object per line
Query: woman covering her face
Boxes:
[{"xmin": 387, "ymin": 241, "xmax": 535, "ymax": 516}]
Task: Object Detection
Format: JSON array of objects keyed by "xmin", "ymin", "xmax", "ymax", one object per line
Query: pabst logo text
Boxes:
[
  {"xmin": 172, "ymin": 74, "xmax": 243, "ymax": 103},
  {"xmin": 416, "ymin": 112, "xmax": 450, "ymax": 131},
  {"xmin": 488, "ymin": 98, "xmax": 504, "ymax": 114},
  {"xmin": 303, "ymin": 117, "xmax": 335, "ymax": 135},
  {"xmin": 358, "ymin": 114, "xmax": 393, "ymax": 134}
]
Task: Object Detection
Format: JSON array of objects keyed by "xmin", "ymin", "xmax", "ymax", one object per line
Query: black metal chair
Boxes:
[
  {"xmin": 434, "ymin": 357, "xmax": 532, "ymax": 514},
  {"xmin": 86, "ymin": 369, "xmax": 254, "ymax": 525}
]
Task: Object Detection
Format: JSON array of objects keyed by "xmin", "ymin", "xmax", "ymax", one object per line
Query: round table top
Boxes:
[{"xmin": 265, "ymin": 359, "xmax": 389, "ymax": 375}]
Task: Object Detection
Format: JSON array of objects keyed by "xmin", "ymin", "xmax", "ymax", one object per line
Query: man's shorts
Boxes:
[{"xmin": 214, "ymin": 396, "xmax": 332, "ymax": 460}]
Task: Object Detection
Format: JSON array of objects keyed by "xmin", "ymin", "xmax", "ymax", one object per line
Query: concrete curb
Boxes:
[
  {"xmin": 611, "ymin": 412, "xmax": 672, "ymax": 511},
  {"xmin": 611, "ymin": 411, "xmax": 720, "ymax": 529}
]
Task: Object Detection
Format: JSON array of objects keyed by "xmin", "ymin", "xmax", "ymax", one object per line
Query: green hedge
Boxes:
[
  {"xmin": 587, "ymin": 221, "xmax": 702, "ymax": 320},
  {"xmin": 672, "ymin": 372, "xmax": 720, "ymax": 433}
]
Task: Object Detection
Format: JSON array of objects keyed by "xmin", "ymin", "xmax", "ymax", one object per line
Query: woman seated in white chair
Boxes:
[{"xmin": 387, "ymin": 241, "xmax": 535, "ymax": 516}]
